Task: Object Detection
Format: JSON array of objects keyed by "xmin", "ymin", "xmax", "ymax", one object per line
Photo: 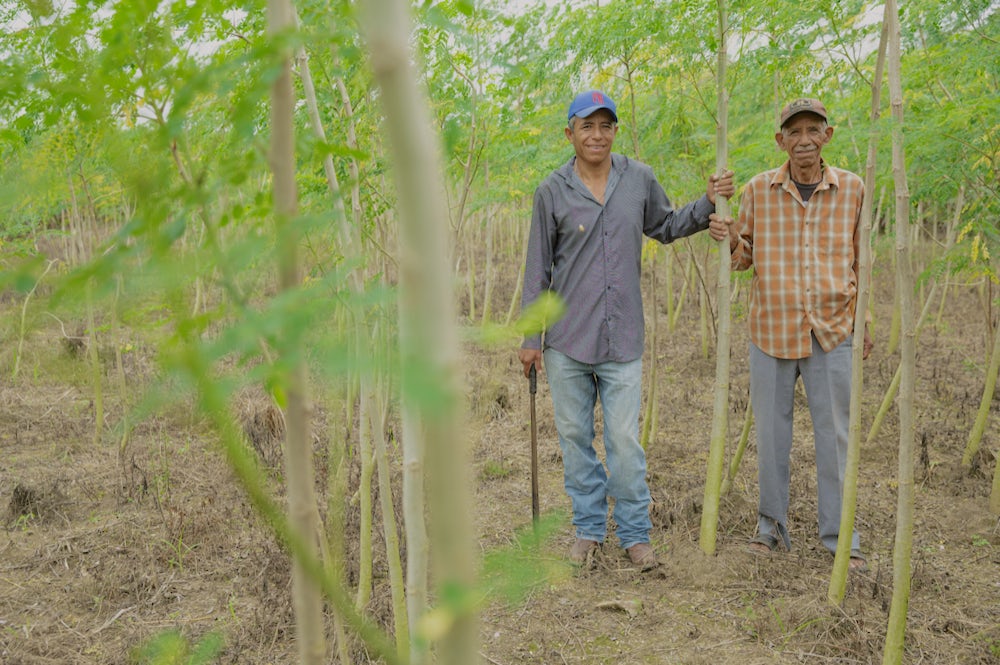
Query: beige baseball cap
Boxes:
[{"xmin": 779, "ymin": 98, "xmax": 828, "ymax": 127}]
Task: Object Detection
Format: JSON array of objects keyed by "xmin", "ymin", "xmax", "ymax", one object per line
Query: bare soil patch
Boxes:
[{"xmin": 1, "ymin": 256, "xmax": 999, "ymax": 664}]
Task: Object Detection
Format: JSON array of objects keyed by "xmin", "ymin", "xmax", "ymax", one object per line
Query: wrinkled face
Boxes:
[
  {"xmin": 565, "ymin": 109, "xmax": 617, "ymax": 166},
  {"xmin": 776, "ymin": 112, "xmax": 833, "ymax": 172}
]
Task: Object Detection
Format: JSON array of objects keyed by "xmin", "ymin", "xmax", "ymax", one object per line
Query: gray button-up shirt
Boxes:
[{"xmin": 521, "ymin": 153, "xmax": 715, "ymax": 364}]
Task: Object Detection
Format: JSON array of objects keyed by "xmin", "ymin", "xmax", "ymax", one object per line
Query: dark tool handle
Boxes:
[{"xmin": 528, "ymin": 364, "xmax": 539, "ymax": 524}]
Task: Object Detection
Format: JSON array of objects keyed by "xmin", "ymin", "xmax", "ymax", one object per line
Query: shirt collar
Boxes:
[
  {"xmin": 559, "ymin": 153, "xmax": 627, "ymax": 203},
  {"xmin": 559, "ymin": 153, "xmax": 627, "ymax": 177},
  {"xmin": 771, "ymin": 159, "xmax": 840, "ymax": 191}
]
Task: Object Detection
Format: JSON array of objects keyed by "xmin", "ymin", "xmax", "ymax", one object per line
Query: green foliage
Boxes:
[
  {"xmin": 1, "ymin": 0, "xmax": 994, "ymax": 494},
  {"xmin": 1, "ymin": 0, "xmax": 999, "ymax": 659},
  {"xmin": 514, "ymin": 291, "xmax": 566, "ymax": 338},
  {"xmin": 418, "ymin": 512, "xmax": 569, "ymax": 645},
  {"xmin": 471, "ymin": 321, "xmax": 523, "ymax": 347},
  {"xmin": 480, "ymin": 513, "xmax": 570, "ymax": 606},
  {"xmin": 480, "ymin": 458, "xmax": 512, "ymax": 480},
  {"xmin": 131, "ymin": 630, "xmax": 224, "ymax": 665}
]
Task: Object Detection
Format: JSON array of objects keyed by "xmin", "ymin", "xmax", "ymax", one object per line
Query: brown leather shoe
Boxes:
[
  {"xmin": 626, "ymin": 542, "xmax": 659, "ymax": 570},
  {"xmin": 569, "ymin": 538, "xmax": 598, "ymax": 564}
]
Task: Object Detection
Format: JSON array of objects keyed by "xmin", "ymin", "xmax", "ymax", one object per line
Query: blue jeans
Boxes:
[{"xmin": 543, "ymin": 349, "xmax": 651, "ymax": 549}]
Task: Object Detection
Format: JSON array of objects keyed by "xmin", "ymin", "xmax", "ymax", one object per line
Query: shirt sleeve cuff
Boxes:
[{"xmin": 696, "ymin": 195, "xmax": 716, "ymax": 222}]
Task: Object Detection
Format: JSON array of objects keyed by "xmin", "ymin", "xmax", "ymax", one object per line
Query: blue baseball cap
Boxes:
[{"xmin": 567, "ymin": 90, "xmax": 618, "ymax": 123}]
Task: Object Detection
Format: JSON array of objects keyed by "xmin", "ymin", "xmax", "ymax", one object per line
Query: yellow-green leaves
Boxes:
[{"xmin": 514, "ymin": 291, "xmax": 565, "ymax": 338}]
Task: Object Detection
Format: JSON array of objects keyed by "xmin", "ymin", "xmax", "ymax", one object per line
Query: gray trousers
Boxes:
[{"xmin": 750, "ymin": 335, "xmax": 861, "ymax": 554}]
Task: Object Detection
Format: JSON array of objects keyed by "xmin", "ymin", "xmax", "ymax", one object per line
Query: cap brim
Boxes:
[
  {"xmin": 572, "ymin": 105, "xmax": 618, "ymax": 122},
  {"xmin": 781, "ymin": 110, "xmax": 828, "ymax": 127}
]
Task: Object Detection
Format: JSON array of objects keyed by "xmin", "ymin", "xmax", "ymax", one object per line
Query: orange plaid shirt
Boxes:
[{"xmin": 731, "ymin": 161, "xmax": 865, "ymax": 360}]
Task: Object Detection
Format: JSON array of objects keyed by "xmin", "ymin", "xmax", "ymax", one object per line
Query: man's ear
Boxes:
[
  {"xmin": 565, "ymin": 126, "xmax": 573, "ymax": 142},
  {"xmin": 774, "ymin": 131, "xmax": 785, "ymax": 150}
]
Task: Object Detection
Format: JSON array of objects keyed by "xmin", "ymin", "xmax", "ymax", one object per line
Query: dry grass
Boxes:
[{"xmin": 1, "ymin": 254, "xmax": 999, "ymax": 664}]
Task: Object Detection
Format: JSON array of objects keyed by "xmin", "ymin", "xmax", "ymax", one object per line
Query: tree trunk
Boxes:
[
  {"xmin": 320, "ymin": 390, "xmax": 353, "ymax": 665},
  {"xmin": 361, "ymin": 2, "xmax": 476, "ymax": 664},
  {"xmin": 829, "ymin": 15, "xmax": 886, "ymax": 605},
  {"xmin": 372, "ymin": 371, "xmax": 411, "ymax": 656},
  {"xmin": 12, "ymin": 260, "xmax": 56, "ymax": 382},
  {"xmin": 887, "ymin": 217, "xmax": 901, "ymax": 355},
  {"xmin": 866, "ymin": 283, "xmax": 940, "ymax": 445},
  {"xmin": 481, "ymin": 159, "xmax": 495, "ymax": 324},
  {"xmin": 665, "ymin": 249, "xmax": 675, "ymax": 328},
  {"xmin": 991, "ymin": 440, "xmax": 1000, "ymax": 514},
  {"xmin": 504, "ymin": 246, "xmax": 525, "ymax": 328},
  {"xmin": 268, "ymin": 0, "xmax": 327, "ymax": 662},
  {"xmin": 699, "ymin": 261, "xmax": 709, "ymax": 359},
  {"xmin": 669, "ymin": 244, "xmax": 694, "ymax": 331},
  {"xmin": 86, "ymin": 279, "xmax": 103, "ymax": 446},
  {"xmin": 356, "ymin": 389, "xmax": 375, "ymax": 609},
  {"xmin": 112, "ymin": 274, "xmax": 132, "ymax": 462},
  {"xmin": 721, "ymin": 401, "xmax": 752, "ymax": 496},
  {"xmin": 962, "ymin": 265, "xmax": 1000, "ymax": 468},
  {"xmin": 699, "ymin": 0, "xmax": 730, "ymax": 556},
  {"xmin": 935, "ymin": 188, "xmax": 964, "ymax": 326},
  {"xmin": 883, "ymin": 0, "xmax": 916, "ymax": 660}
]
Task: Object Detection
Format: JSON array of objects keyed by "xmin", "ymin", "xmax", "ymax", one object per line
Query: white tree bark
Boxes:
[{"xmin": 361, "ymin": 1, "xmax": 476, "ymax": 664}]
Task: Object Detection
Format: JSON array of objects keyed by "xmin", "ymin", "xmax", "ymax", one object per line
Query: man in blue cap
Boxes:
[{"xmin": 518, "ymin": 89, "xmax": 735, "ymax": 569}]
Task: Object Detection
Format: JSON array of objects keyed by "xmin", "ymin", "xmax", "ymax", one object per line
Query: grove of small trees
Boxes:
[{"xmin": 1, "ymin": 0, "xmax": 998, "ymax": 663}]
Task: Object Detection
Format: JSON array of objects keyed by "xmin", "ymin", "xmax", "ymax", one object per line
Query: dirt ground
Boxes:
[{"xmin": 1, "ymin": 246, "xmax": 999, "ymax": 664}]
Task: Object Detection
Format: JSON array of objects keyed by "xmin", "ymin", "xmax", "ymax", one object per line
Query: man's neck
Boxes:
[
  {"xmin": 574, "ymin": 157, "xmax": 611, "ymax": 203},
  {"xmin": 788, "ymin": 163, "xmax": 823, "ymax": 185},
  {"xmin": 574, "ymin": 156, "xmax": 612, "ymax": 180}
]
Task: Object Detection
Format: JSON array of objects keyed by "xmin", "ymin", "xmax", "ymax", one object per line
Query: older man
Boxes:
[{"xmin": 712, "ymin": 98, "xmax": 873, "ymax": 570}]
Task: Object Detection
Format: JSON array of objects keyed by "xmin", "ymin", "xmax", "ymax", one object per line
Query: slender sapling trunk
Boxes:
[
  {"xmin": 699, "ymin": 0, "xmax": 731, "ymax": 556},
  {"xmin": 883, "ymin": 0, "xmax": 917, "ymax": 659}
]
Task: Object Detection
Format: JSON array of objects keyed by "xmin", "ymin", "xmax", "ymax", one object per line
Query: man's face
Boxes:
[
  {"xmin": 775, "ymin": 112, "xmax": 833, "ymax": 172},
  {"xmin": 565, "ymin": 109, "xmax": 617, "ymax": 166}
]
